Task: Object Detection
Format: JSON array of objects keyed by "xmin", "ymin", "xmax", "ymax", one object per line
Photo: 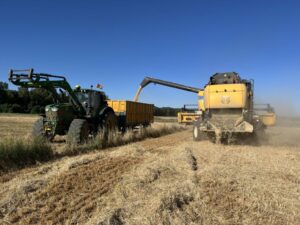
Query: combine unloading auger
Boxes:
[{"xmin": 133, "ymin": 76, "xmax": 202, "ymax": 102}]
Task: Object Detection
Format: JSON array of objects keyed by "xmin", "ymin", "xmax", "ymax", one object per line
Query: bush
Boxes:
[
  {"xmin": 0, "ymin": 84, "xmax": 54, "ymax": 114},
  {"xmin": 154, "ymin": 107, "xmax": 181, "ymax": 117},
  {"xmin": 0, "ymin": 103, "xmax": 10, "ymax": 113},
  {"xmin": 9, "ymin": 104, "xmax": 22, "ymax": 113},
  {"xmin": 0, "ymin": 137, "xmax": 53, "ymax": 170}
]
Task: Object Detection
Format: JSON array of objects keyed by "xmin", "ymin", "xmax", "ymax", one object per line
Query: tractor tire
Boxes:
[
  {"xmin": 32, "ymin": 117, "xmax": 54, "ymax": 141},
  {"xmin": 67, "ymin": 119, "xmax": 89, "ymax": 144},
  {"xmin": 193, "ymin": 125, "xmax": 202, "ymax": 141},
  {"xmin": 101, "ymin": 111, "xmax": 117, "ymax": 140},
  {"xmin": 32, "ymin": 117, "xmax": 44, "ymax": 137}
]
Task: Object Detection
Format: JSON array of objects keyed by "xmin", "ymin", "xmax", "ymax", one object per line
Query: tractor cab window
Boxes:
[{"xmin": 76, "ymin": 92, "xmax": 89, "ymax": 103}]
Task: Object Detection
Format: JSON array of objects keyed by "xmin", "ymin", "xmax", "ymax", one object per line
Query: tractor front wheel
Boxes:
[
  {"xmin": 32, "ymin": 117, "xmax": 44, "ymax": 137},
  {"xmin": 32, "ymin": 117, "xmax": 54, "ymax": 141}
]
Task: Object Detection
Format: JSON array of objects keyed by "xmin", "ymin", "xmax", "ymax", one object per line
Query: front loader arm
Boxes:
[{"xmin": 8, "ymin": 69, "xmax": 86, "ymax": 114}]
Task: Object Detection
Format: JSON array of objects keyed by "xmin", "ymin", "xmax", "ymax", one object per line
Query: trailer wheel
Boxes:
[
  {"xmin": 143, "ymin": 123, "xmax": 149, "ymax": 127},
  {"xmin": 32, "ymin": 117, "xmax": 54, "ymax": 141},
  {"xmin": 67, "ymin": 119, "xmax": 89, "ymax": 144},
  {"xmin": 193, "ymin": 125, "xmax": 202, "ymax": 141}
]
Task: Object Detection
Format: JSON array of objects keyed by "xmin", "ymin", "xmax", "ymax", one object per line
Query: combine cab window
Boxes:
[{"xmin": 210, "ymin": 73, "xmax": 241, "ymax": 85}]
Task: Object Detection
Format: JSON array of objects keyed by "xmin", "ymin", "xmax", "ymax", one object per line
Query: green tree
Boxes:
[
  {"xmin": 18, "ymin": 87, "xmax": 30, "ymax": 112},
  {"xmin": 30, "ymin": 88, "xmax": 54, "ymax": 106}
]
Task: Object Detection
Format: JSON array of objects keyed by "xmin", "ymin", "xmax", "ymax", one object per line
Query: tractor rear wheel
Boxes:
[
  {"xmin": 67, "ymin": 119, "xmax": 89, "ymax": 144},
  {"xmin": 101, "ymin": 111, "xmax": 117, "ymax": 140}
]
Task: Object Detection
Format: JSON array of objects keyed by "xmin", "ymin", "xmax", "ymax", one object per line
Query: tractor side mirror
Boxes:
[{"xmin": 83, "ymin": 101, "xmax": 88, "ymax": 108}]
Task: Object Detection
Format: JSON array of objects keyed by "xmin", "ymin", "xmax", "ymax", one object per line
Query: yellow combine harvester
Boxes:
[
  {"xmin": 134, "ymin": 73, "xmax": 276, "ymax": 144},
  {"xmin": 177, "ymin": 104, "xmax": 201, "ymax": 125}
]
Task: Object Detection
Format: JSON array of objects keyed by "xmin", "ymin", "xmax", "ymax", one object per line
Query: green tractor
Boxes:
[{"xmin": 9, "ymin": 69, "xmax": 117, "ymax": 144}]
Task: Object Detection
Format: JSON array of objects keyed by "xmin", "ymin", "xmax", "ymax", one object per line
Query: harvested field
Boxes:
[
  {"xmin": 0, "ymin": 114, "xmax": 38, "ymax": 139},
  {"xmin": 0, "ymin": 114, "xmax": 178, "ymax": 139},
  {"xmin": 0, "ymin": 114, "xmax": 299, "ymax": 225}
]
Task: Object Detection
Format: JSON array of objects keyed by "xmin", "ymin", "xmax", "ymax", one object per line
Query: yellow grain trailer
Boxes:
[{"xmin": 107, "ymin": 100, "xmax": 154, "ymax": 130}]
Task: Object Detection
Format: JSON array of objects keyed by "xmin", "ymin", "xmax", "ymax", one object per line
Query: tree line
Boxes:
[
  {"xmin": 0, "ymin": 81, "xmax": 55, "ymax": 113},
  {"xmin": 154, "ymin": 107, "xmax": 181, "ymax": 117},
  {"xmin": 0, "ymin": 81, "xmax": 181, "ymax": 116}
]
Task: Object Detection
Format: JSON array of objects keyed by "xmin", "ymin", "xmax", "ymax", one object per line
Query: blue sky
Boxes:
[{"xmin": 0, "ymin": 0, "xmax": 299, "ymax": 116}]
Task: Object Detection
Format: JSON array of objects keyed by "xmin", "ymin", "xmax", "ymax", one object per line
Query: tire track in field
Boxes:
[
  {"xmin": 0, "ymin": 130, "xmax": 190, "ymax": 225},
  {"xmin": 3, "ymin": 156, "xmax": 140, "ymax": 225}
]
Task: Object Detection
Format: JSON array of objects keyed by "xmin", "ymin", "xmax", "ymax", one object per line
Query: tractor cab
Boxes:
[
  {"xmin": 74, "ymin": 87, "xmax": 107, "ymax": 117},
  {"xmin": 209, "ymin": 72, "xmax": 242, "ymax": 85}
]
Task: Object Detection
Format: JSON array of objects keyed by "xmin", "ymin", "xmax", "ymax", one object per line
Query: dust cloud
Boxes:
[{"xmin": 266, "ymin": 117, "xmax": 300, "ymax": 148}]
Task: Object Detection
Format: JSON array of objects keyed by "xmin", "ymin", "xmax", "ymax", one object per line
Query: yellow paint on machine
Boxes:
[
  {"xmin": 260, "ymin": 113, "xmax": 277, "ymax": 126},
  {"xmin": 203, "ymin": 84, "xmax": 247, "ymax": 109},
  {"xmin": 107, "ymin": 100, "xmax": 154, "ymax": 126},
  {"xmin": 198, "ymin": 90, "xmax": 205, "ymax": 111},
  {"xmin": 177, "ymin": 112, "xmax": 200, "ymax": 124}
]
